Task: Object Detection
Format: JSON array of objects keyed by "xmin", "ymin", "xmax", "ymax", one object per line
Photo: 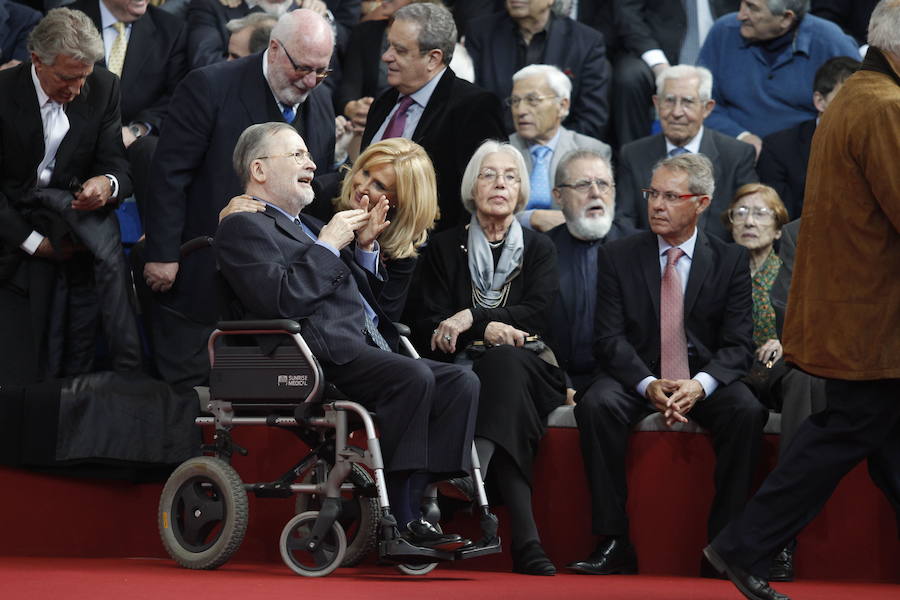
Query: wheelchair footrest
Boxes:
[
  {"xmin": 455, "ymin": 536, "xmax": 502, "ymax": 560},
  {"xmin": 379, "ymin": 537, "xmax": 454, "ymax": 563}
]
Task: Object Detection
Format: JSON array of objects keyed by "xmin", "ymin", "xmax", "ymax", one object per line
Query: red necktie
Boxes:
[
  {"xmin": 382, "ymin": 96, "xmax": 415, "ymax": 139},
  {"xmin": 660, "ymin": 247, "xmax": 690, "ymax": 380}
]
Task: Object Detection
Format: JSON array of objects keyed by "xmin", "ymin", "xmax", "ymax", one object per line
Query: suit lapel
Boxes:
[
  {"xmin": 411, "ymin": 68, "xmax": 454, "ymax": 143},
  {"xmin": 269, "ymin": 206, "xmax": 313, "ymax": 246},
  {"xmin": 120, "ymin": 13, "xmax": 155, "ymax": 88},
  {"xmin": 13, "ymin": 65, "xmax": 45, "ymax": 173},
  {"xmin": 240, "ymin": 54, "xmax": 282, "ymax": 125},
  {"xmin": 640, "ymin": 232, "xmax": 662, "ymax": 321},
  {"xmin": 549, "ymin": 128, "xmax": 576, "ymax": 182},
  {"xmin": 684, "ymin": 231, "xmax": 711, "ymax": 316},
  {"xmin": 362, "ymin": 87, "xmax": 398, "ymax": 148},
  {"xmin": 53, "ymin": 80, "xmax": 90, "ymax": 180}
]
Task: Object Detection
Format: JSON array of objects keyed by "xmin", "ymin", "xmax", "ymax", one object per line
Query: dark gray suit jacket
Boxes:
[{"xmin": 615, "ymin": 128, "xmax": 758, "ymax": 241}]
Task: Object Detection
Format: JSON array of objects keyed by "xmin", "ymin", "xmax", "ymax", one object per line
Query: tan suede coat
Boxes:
[{"xmin": 784, "ymin": 48, "xmax": 900, "ymax": 380}]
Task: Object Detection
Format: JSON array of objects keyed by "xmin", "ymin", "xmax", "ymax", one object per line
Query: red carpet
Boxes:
[{"xmin": 0, "ymin": 557, "xmax": 897, "ymax": 600}]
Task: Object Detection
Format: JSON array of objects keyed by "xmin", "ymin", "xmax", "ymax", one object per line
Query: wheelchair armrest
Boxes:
[
  {"xmin": 216, "ymin": 319, "xmax": 302, "ymax": 333},
  {"xmin": 393, "ymin": 322, "xmax": 411, "ymax": 337},
  {"xmin": 180, "ymin": 235, "xmax": 214, "ymax": 257}
]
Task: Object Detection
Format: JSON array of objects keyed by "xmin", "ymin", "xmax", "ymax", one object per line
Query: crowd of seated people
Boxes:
[{"xmin": 4, "ymin": 0, "xmax": 899, "ymax": 582}]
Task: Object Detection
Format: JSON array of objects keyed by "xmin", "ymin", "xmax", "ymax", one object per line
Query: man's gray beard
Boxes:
[{"xmin": 565, "ymin": 204, "xmax": 614, "ymax": 241}]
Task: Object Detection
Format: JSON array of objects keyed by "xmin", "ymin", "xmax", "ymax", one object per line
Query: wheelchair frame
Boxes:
[{"xmin": 157, "ymin": 319, "xmax": 501, "ymax": 577}]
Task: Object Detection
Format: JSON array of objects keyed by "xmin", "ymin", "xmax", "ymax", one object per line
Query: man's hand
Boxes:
[
  {"xmin": 646, "ymin": 378, "xmax": 679, "ymax": 413},
  {"xmin": 144, "ymin": 261, "xmax": 179, "ymax": 293},
  {"xmin": 431, "ymin": 309, "xmax": 474, "ymax": 354},
  {"xmin": 344, "ymin": 97, "xmax": 373, "ymax": 131},
  {"xmin": 335, "ymin": 115, "xmax": 354, "ymax": 162},
  {"xmin": 484, "ymin": 321, "xmax": 530, "ymax": 347},
  {"xmin": 756, "ymin": 338, "xmax": 783, "ymax": 366},
  {"xmin": 664, "ymin": 379, "xmax": 706, "ymax": 427},
  {"xmin": 34, "ymin": 237, "xmax": 74, "ymax": 261},
  {"xmin": 72, "ymin": 175, "xmax": 112, "ymax": 211},
  {"xmin": 737, "ymin": 132, "xmax": 763, "ymax": 161},
  {"xmin": 122, "ymin": 125, "xmax": 137, "ymax": 148},
  {"xmin": 300, "ymin": 0, "xmax": 327, "ymax": 15},
  {"xmin": 651, "ymin": 62, "xmax": 671, "ymax": 78},
  {"xmin": 530, "ymin": 209, "xmax": 566, "ymax": 232},
  {"xmin": 318, "ymin": 209, "xmax": 369, "ymax": 250},
  {"xmin": 355, "ymin": 195, "xmax": 390, "ymax": 251},
  {"xmin": 0, "ymin": 59, "xmax": 21, "ymax": 71},
  {"xmin": 565, "ymin": 387, "xmax": 577, "ymax": 406},
  {"xmin": 219, "ymin": 194, "xmax": 267, "ymax": 222}
]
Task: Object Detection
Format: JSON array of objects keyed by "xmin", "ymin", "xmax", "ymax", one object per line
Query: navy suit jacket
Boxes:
[
  {"xmin": 215, "ymin": 206, "xmax": 399, "ymax": 366},
  {"xmin": 615, "ymin": 128, "xmax": 758, "ymax": 241},
  {"xmin": 71, "ymin": 0, "xmax": 188, "ymax": 132},
  {"xmin": 757, "ymin": 119, "xmax": 816, "ymax": 220},
  {"xmin": 0, "ymin": 0, "xmax": 40, "ymax": 64},
  {"xmin": 361, "ymin": 68, "xmax": 505, "ymax": 231},
  {"xmin": 592, "ymin": 230, "xmax": 753, "ymax": 390},
  {"xmin": 145, "ymin": 52, "xmax": 335, "ymax": 266},
  {"xmin": 465, "ymin": 12, "xmax": 611, "ymax": 140}
]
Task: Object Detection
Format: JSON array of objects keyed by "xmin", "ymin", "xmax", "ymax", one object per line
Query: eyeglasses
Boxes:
[
  {"xmin": 505, "ymin": 93, "xmax": 558, "ymax": 108},
  {"xmin": 557, "ymin": 178, "xmax": 613, "ymax": 194},
  {"xmin": 728, "ymin": 206, "xmax": 777, "ymax": 224},
  {"xmin": 641, "ymin": 188, "xmax": 702, "ymax": 203},
  {"xmin": 256, "ymin": 150, "xmax": 313, "ymax": 164},
  {"xmin": 478, "ymin": 169, "xmax": 520, "ymax": 184},
  {"xmin": 276, "ymin": 39, "xmax": 333, "ymax": 81},
  {"xmin": 659, "ymin": 95, "xmax": 702, "ymax": 111}
]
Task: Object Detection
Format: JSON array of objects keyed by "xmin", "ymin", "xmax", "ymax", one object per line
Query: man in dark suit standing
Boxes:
[
  {"xmin": 68, "ymin": 0, "xmax": 188, "ymax": 216},
  {"xmin": 216, "ymin": 122, "xmax": 479, "ymax": 548},
  {"xmin": 616, "ymin": 65, "xmax": 757, "ymax": 241},
  {"xmin": 567, "ymin": 153, "xmax": 767, "ymax": 576},
  {"xmin": 464, "ymin": 0, "xmax": 611, "ymax": 140},
  {"xmin": 757, "ymin": 56, "xmax": 859, "ymax": 219},
  {"xmin": 142, "ymin": 8, "xmax": 336, "ymax": 388},
  {"xmin": 0, "ymin": 7, "xmax": 139, "ymax": 383},
  {"xmin": 360, "ymin": 2, "xmax": 505, "ymax": 232},
  {"xmin": 546, "ymin": 149, "xmax": 634, "ymax": 394}
]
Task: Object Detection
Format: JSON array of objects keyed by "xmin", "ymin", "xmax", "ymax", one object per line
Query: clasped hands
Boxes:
[{"xmin": 646, "ymin": 378, "xmax": 706, "ymax": 427}]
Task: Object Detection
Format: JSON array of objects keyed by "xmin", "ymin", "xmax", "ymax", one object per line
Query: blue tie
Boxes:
[
  {"xmin": 669, "ymin": 147, "xmax": 690, "ymax": 157},
  {"xmin": 282, "ymin": 105, "xmax": 296, "ymax": 123},
  {"xmin": 528, "ymin": 145, "xmax": 553, "ymax": 210}
]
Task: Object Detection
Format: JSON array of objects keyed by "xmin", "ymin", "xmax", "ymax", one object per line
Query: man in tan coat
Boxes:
[{"xmin": 701, "ymin": 2, "xmax": 900, "ymax": 600}]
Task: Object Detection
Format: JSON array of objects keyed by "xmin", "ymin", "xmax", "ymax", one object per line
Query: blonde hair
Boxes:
[{"xmin": 336, "ymin": 139, "xmax": 438, "ymax": 259}]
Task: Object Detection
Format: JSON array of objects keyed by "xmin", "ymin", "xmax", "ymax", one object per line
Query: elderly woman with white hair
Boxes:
[{"xmin": 416, "ymin": 140, "xmax": 566, "ymax": 576}]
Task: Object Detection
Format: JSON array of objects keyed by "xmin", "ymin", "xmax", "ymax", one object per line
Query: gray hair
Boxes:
[
  {"xmin": 460, "ymin": 140, "xmax": 530, "ymax": 214},
  {"xmin": 391, "ymin": 3, "xmax": 456, "ymax": 65},
  {"xmin": 554, "ymin": 149, "xmax": 614, "ymax": 188},
  {"xmin": 512, "ymin": 64, "xmax": 573, "ymax": 101},
  {"xmin": 28, "ymin": 8, "xmax": 104, "ymax": 66},
  {"xmin": 655, "ymin": 64, "xmax": 714, "ymax": 101},
  {"xmin": 233, "ymin": 122, "xmax": 296, "ymax": 187},
  {"xmin": 653, "ymin": 153, "xmax": 716, "ymax": 198},
  {"xmin": 869, "ymin": 0, "xmax": 900, "ymax": 56},
  {"xmin": 766, "ymin": 0, "xmax": 809, "ymax": 20}
]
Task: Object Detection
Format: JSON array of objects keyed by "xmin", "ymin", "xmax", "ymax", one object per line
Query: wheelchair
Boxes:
[{"xmin": 156, "ymin": 304, "xmax": 502, "ymax": 577}]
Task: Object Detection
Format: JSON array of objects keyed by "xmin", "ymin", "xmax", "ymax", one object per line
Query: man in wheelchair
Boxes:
[{"xmin": 215, "ymin": 122, "xmax": 479, "ymax": 551}]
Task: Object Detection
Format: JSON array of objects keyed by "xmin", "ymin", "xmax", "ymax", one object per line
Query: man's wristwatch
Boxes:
[{"xmin": 128, "ymin": 123, "xmax": 145, "ymax": 139}]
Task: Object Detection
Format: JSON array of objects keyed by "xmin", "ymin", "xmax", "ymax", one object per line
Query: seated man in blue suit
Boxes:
[{"xmin": 216, "ymin": 122, "xmax": 480, "ymax": 550}]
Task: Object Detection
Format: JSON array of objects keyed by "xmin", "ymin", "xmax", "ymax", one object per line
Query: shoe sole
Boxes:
[
  {"xmin": 566, "ymin": 565, "xmax": 638, "ymax": 575},
  {"xmin": 703, "ymin": 546, "xmax": 783, "ymax": 600},
  {"xmin": 435, "ymin": 481, "xmax": 473, "ymax": 502}
]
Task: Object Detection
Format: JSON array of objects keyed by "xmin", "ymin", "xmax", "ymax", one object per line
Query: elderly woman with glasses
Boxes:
[{"xmin": 415, "ymin": 140, "xmax": 566, "ymax": 576}]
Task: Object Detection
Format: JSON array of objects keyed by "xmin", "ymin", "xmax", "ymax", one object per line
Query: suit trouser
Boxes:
[
  {"xmin": 712, "ymin": 378, "xmax": 900, "ymax": 578},
  {"xmin": 36, "ymin": 189, "xmax": 141, "ymax": 372},
  {"xmin": 611, "ymin": 54, "xmax": 656, "ymax": 148},
  {"xmin": 322, "ymin": 344, "xmax": 479, "ymax": 476},
  {"xmin": 575, "ymin": 374, "xmax": 768, "ymax": 540}
]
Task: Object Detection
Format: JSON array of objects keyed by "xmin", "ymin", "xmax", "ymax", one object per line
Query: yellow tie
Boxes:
[{"xmin": 107, "ymin": 22, "xmax": 128, "ymax": 77}]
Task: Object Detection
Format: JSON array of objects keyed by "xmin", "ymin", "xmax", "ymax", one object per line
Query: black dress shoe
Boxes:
[
  {"xmin": 703, "ymin": 545, "xmax": 791, "ymax": 600},
  {"xmin": 512, "ymin": 540, "xmax": 556, "ymax": 576},
  {"xmin": 768, "ymin": 541, "xmax": 795, "ymax": 582},
  {"xmin": 436, "ymin": 476, "xmax": 475, "ymax": 502},
  {"xmin": 566, "ymin": 537, "xmax": 638, "ymax": 575},
  {"xmin": 403, "ymin": 518, "xmax": 469, "ymax": 551}
]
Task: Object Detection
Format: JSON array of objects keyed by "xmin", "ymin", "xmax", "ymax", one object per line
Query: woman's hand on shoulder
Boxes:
[
  {"xmin": 219, "ymin": 195, "xmax": 266, "ymax": 223},
  {"xmin": 430, "ymin": 309, "xmax": 474, "ymax": 354},
  {"xmin": 484, "ymin": 321, "xmax": 529, "ymax": 347}
]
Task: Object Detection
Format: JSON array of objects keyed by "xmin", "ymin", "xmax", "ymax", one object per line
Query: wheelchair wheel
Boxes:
[
  {"xmin": 395, "ymin": 521, "xmax": 440, "ymax": 576},
  {"xmin": 280, "ymin": 510, "xmax": 347, "ymax": 577},
  {"xmin": 295, "ymin": 463, "xmax": 379, "ymax": 567},
  {"xmin": 158, "ymin": 456, "xmax": 248, "ymax": 570}
]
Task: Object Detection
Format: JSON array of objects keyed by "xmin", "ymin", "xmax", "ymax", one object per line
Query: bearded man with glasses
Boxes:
[{"xmin": 616, "ymin": 64, "xmax": 757, "ymax": 241}]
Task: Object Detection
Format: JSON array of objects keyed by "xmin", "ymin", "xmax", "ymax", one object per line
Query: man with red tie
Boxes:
[{"xmin": 566, "ymin": 152, "xmax": 767, "ymax": 576}]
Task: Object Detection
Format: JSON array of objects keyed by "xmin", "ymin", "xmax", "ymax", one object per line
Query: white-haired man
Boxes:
[{"xmin": 508, "ymin": 64, "xmax": 611, "ymax": 232}]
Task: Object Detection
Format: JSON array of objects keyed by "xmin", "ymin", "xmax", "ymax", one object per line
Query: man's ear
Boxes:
[
  {"xmin": 250, "ymin": 158, "xmax": 267, "ymax": 183},
  {"xmin": 696, "ymin": 194, "xmax": 712, "ymax": 214},
  {"xmin": 812, "ymin": 90, "xmax": 828, "ymax": 114},
  {"xmin": 427, "ymin": 49, "xmax": 443, "ymax": 71}
]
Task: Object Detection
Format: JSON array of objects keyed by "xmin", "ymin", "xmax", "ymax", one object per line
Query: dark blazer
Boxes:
[
  {"xmin": 757, "ymin": 119, "xmax": 816, "ymax": 220},
  {"xmin": 145, "ymin": 52, "xmax": 335, "ymax": 266},
  {"xmin": 0, "ymin": 0, "xmax": 40, "ymax": 64},
  {"xmin": 0, "ymin": 62, "xmax": 131, "ymax": 271},
  {"xmin": 361, "ymin": 68, "xmax": 505, "ymax": 232},
  {"xmin": 615, "ymin": 128, "xmax": 758, "ymax": 241},
  {"xmin": 70, "ymin": 0, "xmax": 188, "ymax": 132},
  {"xmin": 546, "ymin": 220, "xmax": 635, "ymax": 379},
  {"xmin": 593, "ymin": 230, "xmax": 753, "ymax": 389},
  {"xmin": 215, "ymin": 206, "xmax": 399, "ymax": 366},
  {"xmin": 465, "ymin": 12, "xmax": 611, "ymax": 140},
  {"xmin": 614, "ymin": 0, "xmax": 740, "ymax": 64},
  {"xmin": 811, "ymin": 0, "xmax": 878, "ymax": 45},
  {"xmin": 336, "ymin": 19, "xmax": 388, "ymax": 113}
]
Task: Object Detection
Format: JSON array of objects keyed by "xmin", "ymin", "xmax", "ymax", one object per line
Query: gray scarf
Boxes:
[{"xmin": 467, "ymin": 214, "xmax": 524, "ymax": 308}]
